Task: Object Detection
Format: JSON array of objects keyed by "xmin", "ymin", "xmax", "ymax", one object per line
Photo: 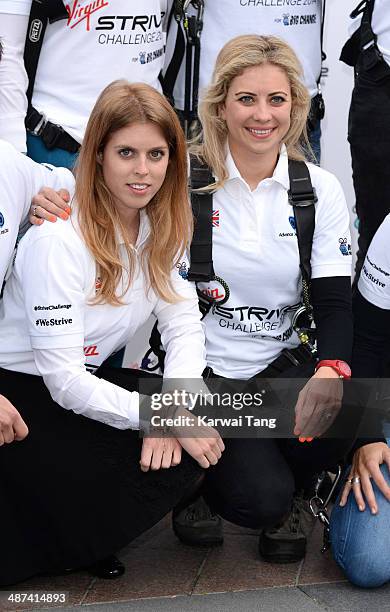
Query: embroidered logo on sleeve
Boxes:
[
  {"xmin": 0, "ymin": 211, "xmax": 9, "ymax": 237},
  {"xmin": 339, "ymin": 237, "xmax": 352, "ymax": 256},
  {"xmin": 176, "ymin": 262, "xmax": 189, "ymax": 279}
]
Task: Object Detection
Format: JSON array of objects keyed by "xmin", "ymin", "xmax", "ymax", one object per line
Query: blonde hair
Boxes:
[
  {"xmin": 193, "ymin": 35, "xmax": 311, "ymax": 188},
  {"xmin": 75, "ymin": 80, "xmax": 191, "ymax": 305}
]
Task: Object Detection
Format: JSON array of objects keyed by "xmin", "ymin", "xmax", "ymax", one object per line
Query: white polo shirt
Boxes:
[
  {"xmin": 349, "ymin": 0, "xmax": 390, "ymax": 67},
  {"xmin": 0, "ymin": 208, "xmax": 206, "ymax": 429},
  {"xmin": 165, "ymin": 0, "xmax": 322, "ymax": 110},
  {"xmin": 358, "ymin": 214, "xmax": 390, "ymax": 309},
  {"xmin": 199, "ymin": 145, "xmax": 351, "ymax": 379},
  {"xmin": 0, "ymin": 138, "xmax": 75, "ymax": 286},
  {"xmin": 0, "ymin": 0, "xmax": 169, "ymax": 152}
]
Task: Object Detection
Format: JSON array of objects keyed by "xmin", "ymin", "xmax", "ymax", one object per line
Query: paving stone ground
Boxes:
[{"xmin": 1, "ymin": 516, "xmax": 389, "ymax": 612}]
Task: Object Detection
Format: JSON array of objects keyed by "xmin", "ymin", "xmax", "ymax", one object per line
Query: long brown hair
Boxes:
[
  {"xmin": 193, "ymin": 35, "xmax": 311, "ymax": 189},
  {"xmin": 76, "ymin": 80, "xmax": 191, "ymax": 305}
]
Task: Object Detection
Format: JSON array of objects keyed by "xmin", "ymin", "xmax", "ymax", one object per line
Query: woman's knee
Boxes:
[
  {"xmin": 332, "ymin": 529, "xmax": 389, "ymax": 588},
  {"xmin": 342, "ymin": 558, "xmax": 389, "ymax": 589},
  {"xmin": 331, "ymin": 464, "xmax": 390, "ymax": 588},
  {"xmin": 205, "ymin": 474, "xmax": 294, "ymax": 529}
]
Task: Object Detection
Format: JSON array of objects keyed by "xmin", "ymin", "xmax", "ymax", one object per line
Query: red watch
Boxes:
[{"xmin": 315, "ymin": 360, "xmax": 351, "ymax": 379}]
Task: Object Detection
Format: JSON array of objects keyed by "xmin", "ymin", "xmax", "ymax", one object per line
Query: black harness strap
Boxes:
[
  {"xmin": 320, "ymin": 0, "xmax": 327, "ymax": 63},
  {"xmin": 183, "ymin": 4, "xmax": 203, "ymax": 128},
  {"xmin": 288, "ymin": 159, "xmax": 317, "ymax": 289},
  {"xmin": 163, "ymin": 2, "xmax": 186, "ymax": 105},
  {"xmin": 187, "ymin": 159, "xmax": 215, "ymax": 283},
  {"xmin": 24, "ymin": 0, "xmax": 68, "ymax": 111},
  {"xmin": 23, "ymin": 1, "xmax": 80, "ymax": 153},
  {"xmin": 287, "ymin": 160, "xmax": 317, "ymax": 340},
  {"xmin": 162, "ymin": 1, "xmax": 204, "ymax": 136}
]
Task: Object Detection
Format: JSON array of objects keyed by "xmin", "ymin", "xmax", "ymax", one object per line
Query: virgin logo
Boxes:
[{"xmin": 66, "ymin": 0, "xmax": 109, "ymax": 31}]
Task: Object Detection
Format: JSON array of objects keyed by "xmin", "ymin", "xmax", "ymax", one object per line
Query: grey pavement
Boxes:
[{"xmin": 21, "ymin": 583, "xmax": 390, "ymax": 612}]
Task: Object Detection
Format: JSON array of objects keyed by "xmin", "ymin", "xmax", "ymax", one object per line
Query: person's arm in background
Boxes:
[
  {"xmin": 339, "ymin": 216, "xmax": 390, "ymax": 513},
  {"xmin": 0, "ymin": 394, "xmax": 28, "ymax": 445},
  {"xmin": 0, "ymin": 139, "xmax": 74, "ymax": 294},
  {"xmin": 0, "ymin": 11, "xmax": 30, "ymax": 152}
]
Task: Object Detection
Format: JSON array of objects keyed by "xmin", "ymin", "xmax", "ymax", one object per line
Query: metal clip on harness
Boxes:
[{"xmin": 309, "ymin": 465, "xmax": 342, "ymax": 553}]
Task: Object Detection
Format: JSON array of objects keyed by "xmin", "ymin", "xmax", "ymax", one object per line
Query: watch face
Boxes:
[{"xmin": 338, "ymin": 361, "xmax": 351, "ymax": 378}]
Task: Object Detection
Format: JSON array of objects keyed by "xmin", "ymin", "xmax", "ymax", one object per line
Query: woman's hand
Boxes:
[
  {"xmin": 0, "ymin": 394, "xmax": 29, "ymax": 445},
  {"xmin": 30, "ymin": 188, "xmax": 71, "ymax": 225},
  {"xmin": 171, "ymin": 407, "xmax": 225, "ymax": 469},
  {"xmin": 140, "ymin": 436, "xmax": 182, "ymax": 472},
  {"xmin": 294, "ymin": 366, "xmax": 343, "ymax": 440},
  {"xmin": 339, "ymin": 442, "xmax": 390, "ymax": 514}
]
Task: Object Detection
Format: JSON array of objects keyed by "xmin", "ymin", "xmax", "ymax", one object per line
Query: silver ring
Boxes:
[
  {"xmin": 32, "ymin": 206, "xmax": 38, "ymax": 217},
  {"xmin": 352, "ymin": 476, "xmax": 361, "ymax": 485},
  {"xmin": 345, "ymin": 478, "xmax": 353, "ymax": 485}
]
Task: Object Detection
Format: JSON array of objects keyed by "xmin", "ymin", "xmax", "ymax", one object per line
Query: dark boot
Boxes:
[
  {"xmin": 172, "ymin": 496, "xmax": 223, "ymax": 546},
  {"xmin": 89, "ymin": 555, "xmax": 125, "ymax": 579}
]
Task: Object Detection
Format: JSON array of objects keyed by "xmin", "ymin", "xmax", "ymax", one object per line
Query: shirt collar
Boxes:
[
  {"xmin": 271, "ymin": 144, "xmax": 290, "ymax": 191},
  {"xmin": 225, "ymin": 143, "xmax": 290, "ymax": 191},
  {"xmin": 225, "ymin": 148, "xmax": 243, "ymax": 182}
]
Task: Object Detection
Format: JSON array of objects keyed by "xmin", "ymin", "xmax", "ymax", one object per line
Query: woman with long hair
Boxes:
[
  {"xmin": 173, "ymin": 35, "xmax": 373, "ymax": 564},
  {"xmin": 0, "ymin": 80, "xmax": 223, "ymax": 585}
]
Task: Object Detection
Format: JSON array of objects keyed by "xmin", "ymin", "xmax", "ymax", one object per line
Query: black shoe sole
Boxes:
[
  {"xmin": 259, "ymin": 552, "xmax": 305, "ymax": 564},
  {"xmin": 259, "ymin": 537, "xmax": 306, "ymax": 564}
]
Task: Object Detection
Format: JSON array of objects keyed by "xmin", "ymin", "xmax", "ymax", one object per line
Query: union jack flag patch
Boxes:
[{"xmin": 212, "ymin": 209, "xmax": 220, "ymax": 227}]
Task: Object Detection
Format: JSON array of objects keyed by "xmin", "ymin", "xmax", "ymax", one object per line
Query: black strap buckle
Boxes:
[
  {"xmin": 188, "ymin": 265, "xmax": 214, "ymax": 283},
  {"xmin": 25, "ymin": 106, "xmax": 46, "ymax": 135},
  {"xmin": 288, "ymin": 187, "xmax": 318, "ymax": 208}
]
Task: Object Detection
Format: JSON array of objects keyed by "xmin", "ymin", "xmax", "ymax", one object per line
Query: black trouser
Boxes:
[
  {"xmin": 201, "ymin": 361, "xmax": 355, "ymax": 530},
  {"xmin": 349, "ymin": 66, "xmax": 390, "ymax": 284},
  {"xmin": 0, "ymin": 367, "xmax": 202, "ymax": 585}
]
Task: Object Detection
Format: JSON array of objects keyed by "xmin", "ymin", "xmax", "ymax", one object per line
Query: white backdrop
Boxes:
[
  {"xmin": 321, "ymin": 0, "xmax": 357, "ymax": 252},
  {"xmin": 124, "ymin": 0, "xmax": 359, "ymax": 367}
]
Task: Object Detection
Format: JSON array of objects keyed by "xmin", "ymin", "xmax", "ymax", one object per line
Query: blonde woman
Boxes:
[
  {"xmin": 0, "ymin": 80, "xmax": 223, "ymax": 585},
  {"xmin": 173, "ymin": 35, "xmax": 365, "ymax": 563}
]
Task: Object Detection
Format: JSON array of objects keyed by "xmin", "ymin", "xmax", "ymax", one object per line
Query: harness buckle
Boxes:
[
  {"xmin": 288, "ymin": 187, "xmax": 318, "ymax": 208},
  {"xmin": 28, "ymin": 112, "xmax": 47, "ymax": 137},
  {"xmin": 291, "ymin": 305, "xmax": 316, "ymax": 353}
]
